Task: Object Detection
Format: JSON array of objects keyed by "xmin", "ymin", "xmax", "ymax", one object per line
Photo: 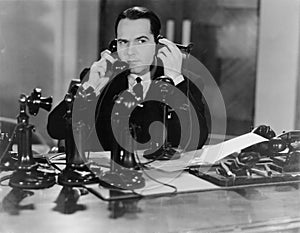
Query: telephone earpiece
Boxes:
[
  {"xmin": 155, "ymin": 34, "xmax": 164, "ymax": 44},
  {"xmin": 251, "ymin": 125, "xmax": 276, "ymax": 139},
  {"xmin": 108, "ymin": 39, "xmax": 118, "ymax": 53},
  {"xmin": 107, "ymin": 39, "xmax": 128, "ymax": 72},
  {"xmin": 155, "ymin": 35, "xmax": 194, "ymax": 54}
]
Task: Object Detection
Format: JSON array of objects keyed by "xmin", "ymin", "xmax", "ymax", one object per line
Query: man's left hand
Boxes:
[{"xmin": 157, "ymin": 38, "xmax": 183, "ymax": 81}]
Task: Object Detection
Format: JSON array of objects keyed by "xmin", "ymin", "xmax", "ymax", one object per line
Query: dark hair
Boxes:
[{"xmin": 114, "ymin": 6, "xmax": 161, "ymax": 42}]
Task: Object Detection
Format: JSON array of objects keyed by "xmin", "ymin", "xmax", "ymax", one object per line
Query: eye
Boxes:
[
  {"xmin": 118, "ymin": 40, "xmax": 127, "ymax": 46},
  {"xmin": 138, "ymin": 38, "xmax": 147, "ymax": 44}
]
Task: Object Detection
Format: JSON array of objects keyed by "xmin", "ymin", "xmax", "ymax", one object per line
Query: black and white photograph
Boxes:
[{"xmin": 0, "ymin": 0, "xmax": 300, "ymax": 232}]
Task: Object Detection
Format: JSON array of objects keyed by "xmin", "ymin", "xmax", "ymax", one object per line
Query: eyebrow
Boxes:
[
  {"xmin": 135, "ymin": 36, "xmax": 150, "ymax": 41},
  {"xmin": 117, "ymin": 35, "xmax": 150, "ymax": 42},
  {"xmin": 117, "ymin": 38, "xmax": 127, "ymax": 42}
]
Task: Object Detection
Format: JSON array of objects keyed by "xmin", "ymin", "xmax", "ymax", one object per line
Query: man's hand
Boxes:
[
  {"xmin": 157, "ymin": 38, "xmax": 183, "ymax": 82},
  {"xmin": 83, "ymin": 50, "xmax": 117, "ymax": 95}
]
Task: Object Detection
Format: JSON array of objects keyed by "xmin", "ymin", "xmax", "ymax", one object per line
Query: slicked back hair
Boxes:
[{"xmin": 114, "ymin": 6, "xmax": 161, "ymax": 43}]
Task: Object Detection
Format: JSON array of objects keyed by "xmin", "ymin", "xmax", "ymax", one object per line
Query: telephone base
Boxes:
[{"xmin": 9, "ymin": 168, "xmax": 56, "ymax": 189}]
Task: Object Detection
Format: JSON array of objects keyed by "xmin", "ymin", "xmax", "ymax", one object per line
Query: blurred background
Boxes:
[{"xmin": 0, "ymin": 0, "xmax": 299, "ymax": 146}]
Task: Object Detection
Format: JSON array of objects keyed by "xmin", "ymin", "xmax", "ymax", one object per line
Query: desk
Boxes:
[{"xmin": 1, "ymin": 171, "xmax": 300, "ymax": 233}]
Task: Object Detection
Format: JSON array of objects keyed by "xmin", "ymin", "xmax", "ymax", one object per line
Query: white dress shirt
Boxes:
[
  {"xmin": 128, "ymin": 73, "xmax": 184, "ymax": 99},
  {"xmin": 128, "ymin": 73, "xmax": 152, "ymax": 99}
]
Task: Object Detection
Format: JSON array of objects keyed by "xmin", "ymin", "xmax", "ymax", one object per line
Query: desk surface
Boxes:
[{"xmin": 1, "ymin": 171, "xmax": 300, "ymax": 233}]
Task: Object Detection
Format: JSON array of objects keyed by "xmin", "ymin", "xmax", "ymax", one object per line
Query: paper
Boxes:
[
  {"xmin": 147, "ymin": 132, "xmax": 268, "ymax": 172},
  {"xmin": 87, "ymin": 171, "xmax": 219, "ymax": 199},
  {"xmin": 137, "ymin": 170, "xmax": 218, "ymax": 196},
  {"xmin": 192, "ymin": 132, "xmax": 268, "ymax": 164}
]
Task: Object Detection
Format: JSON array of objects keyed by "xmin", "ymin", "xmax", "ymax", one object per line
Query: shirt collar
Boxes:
[{"xmin": 128, "ymin": 72, "xmax": 151, "ymax": 85}]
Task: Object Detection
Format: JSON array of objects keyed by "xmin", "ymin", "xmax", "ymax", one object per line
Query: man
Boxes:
[{"xmin": 47, "ymin": 6, "xmax": 208, "ymax": 154}]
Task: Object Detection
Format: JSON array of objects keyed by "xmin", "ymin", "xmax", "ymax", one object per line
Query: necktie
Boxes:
[{"xmin": 133, "ymin": 77, "xmax": 143, "ymax": 101}]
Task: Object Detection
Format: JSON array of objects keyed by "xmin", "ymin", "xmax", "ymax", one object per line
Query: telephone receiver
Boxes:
[
  {"xmin": 108, "ymin": 39, "xmax": 129, "ymax": 73},
  {"xmin": 156, "ymin": 35, "xmax": 194, "ymax": 54}
]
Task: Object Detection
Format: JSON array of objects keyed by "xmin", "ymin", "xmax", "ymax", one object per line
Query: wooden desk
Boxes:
[{"xmin": 1, "ymin": 172, "xmax": 300, "ymax": 233}]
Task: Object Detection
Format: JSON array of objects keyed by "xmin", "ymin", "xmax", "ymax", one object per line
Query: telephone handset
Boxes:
[
  {"xmin": 155, "ymin": 35, "xmax": 192, "ymax": 89},
  {"xmin": 108, "ymin": 39, "xmax": 129, "ymax": 73},
  {"xmin": 156, "ymin": 35, "xmax": 194, "ymax": 54}
]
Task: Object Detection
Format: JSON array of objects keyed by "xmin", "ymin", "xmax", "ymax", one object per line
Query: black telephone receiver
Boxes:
[
  {"xmin": 156, "ymin": 35, "xmax": 194, "ymax": 54},
  {"xmin": 108, "ymin": 39, "xmax": 118, "ymax": 53},
  {"xmin": 156, "ymin": 34, "xmax": 164, "ymax": 43},
  {"xmin": 108, "ymin": 39, "xmax": 129, "ymax": 72}
]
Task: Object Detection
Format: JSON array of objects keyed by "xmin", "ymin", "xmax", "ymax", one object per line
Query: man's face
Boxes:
[{"xmin": 116, "ymin": 18, "xmax": 156, "ymax": 75}]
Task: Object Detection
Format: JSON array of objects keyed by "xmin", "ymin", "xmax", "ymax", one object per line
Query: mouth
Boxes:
[
  {"xmin": 127, "ymin": 60, "xmax": 141, "ymax": 68},
  {"xmin": 127, "ymin": 60, "xmax": 139, "ymax": 64}
]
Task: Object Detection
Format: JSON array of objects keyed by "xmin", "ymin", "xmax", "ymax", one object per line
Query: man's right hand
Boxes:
[{"xmin": 82, "ymin": 49, "xmax": 117, "ymax": 95}]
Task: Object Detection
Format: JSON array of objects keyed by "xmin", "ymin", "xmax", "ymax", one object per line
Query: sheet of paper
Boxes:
[
  {"xmin": 87, "ymin": 171, "xmax": 219, "ymax": 199},
  {"xmin": 136, "ymin": 170, "xmax": 219, "ymax": 196},
  {"xmin": 191, "ymin": 132, "xmax": 268, "ymax": 164},
  {"xmin": 147, "ymin": 132, "xmax": 268, "ymax": 172}
]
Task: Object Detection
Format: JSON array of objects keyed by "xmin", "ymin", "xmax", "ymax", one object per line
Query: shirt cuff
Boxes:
[
  {"xmin": 172, "ymin": 74, "xmax": 185, "ymax": 86},
  {"xmin": 82, "ymin": 81, "xmax": 101, "ymax": 96}
]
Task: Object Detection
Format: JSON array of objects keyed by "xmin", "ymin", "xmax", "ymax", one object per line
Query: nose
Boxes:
[{"xmin": 126, "ymin": 42, "xmax": 136, "ymax": 56}]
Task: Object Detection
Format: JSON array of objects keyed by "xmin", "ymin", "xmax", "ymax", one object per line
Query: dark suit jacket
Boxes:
[{"xmin": 47, "ymin": 61, "xmax": 208, "ymax": 151}]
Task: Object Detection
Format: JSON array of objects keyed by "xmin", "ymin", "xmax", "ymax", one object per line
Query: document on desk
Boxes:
[
  {"xmin": 148, "ymin": 132, "xmax": 268, "ymax": 172},
  {"xmin": 88, "ymin": 170, "xmax": 220, "ymax": 199}
]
